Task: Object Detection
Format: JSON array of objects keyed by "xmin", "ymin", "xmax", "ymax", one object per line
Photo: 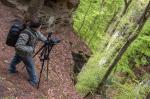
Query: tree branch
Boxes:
[
  {"xmin": 122, "ymin": 0, "xmax": 132, "ymax": 16},
  {"xmin": 97, "ymin": 0, "xmax": 150, "ymax": 92},
  {"xmin": 84, "ymin": 1, "xmax": 150, "ymax": 97}
]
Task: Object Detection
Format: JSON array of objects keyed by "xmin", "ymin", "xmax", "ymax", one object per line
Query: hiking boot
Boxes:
[{"xmin": 28, "ymin": 80, "xmax": 38, "ymax": 87}]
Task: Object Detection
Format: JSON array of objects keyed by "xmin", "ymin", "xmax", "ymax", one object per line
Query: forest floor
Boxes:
[{"xmin": 0, "ymin": 2, "xmax": 91, "ymax": 99}]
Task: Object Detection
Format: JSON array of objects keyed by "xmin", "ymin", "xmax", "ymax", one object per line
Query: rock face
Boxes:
[
  {"xmin": 0, "ymin": 1, "xmax": 89, "ymax": 98},
  {"xmin": 0, "ymin": 0, "xmax": 80, "ymax": 33},
  {"xmin": 42, "ymin": 0, "xmax": 80, "ymax": 33},
  {"xmin": 0, "ymin": 0, "xmax": 16, "ymax": 8}
]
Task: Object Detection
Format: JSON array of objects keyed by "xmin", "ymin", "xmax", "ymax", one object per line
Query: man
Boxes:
[{"xmin": 8, "ymin": 19, "xmax": 47, "ymax": 86}]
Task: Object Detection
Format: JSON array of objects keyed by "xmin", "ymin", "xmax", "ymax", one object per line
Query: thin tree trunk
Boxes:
[
  {"xmin": 104, "ymin": 9, "xmax": 119, "ymax": 33},
  {"xmin": 122, "ymin": 0, "xmax": 132, "ymax": 16},
  {"xmin": 146, "ymin": 93, "xmax": 150, "ymax": 99},
  {"xmin": 107, "ymin": 0, "xmax": 132, "ymax": 35},
  {"xmin": 82, "ymin": 1, "xmax": 150, "ymax": 97},
  {"xmin": 97, "ymin": 0, "xmax": 150, "ymax": 91}
]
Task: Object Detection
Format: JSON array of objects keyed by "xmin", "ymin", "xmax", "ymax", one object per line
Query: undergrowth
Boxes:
[{"xmin": 73, "ymin": 0, "xmax": 150, "ymax": 98}]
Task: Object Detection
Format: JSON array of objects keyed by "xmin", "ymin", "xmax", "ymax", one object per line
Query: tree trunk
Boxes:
[
  {"xmin": 104, "ymin": 9, "xmax": 119, "ymax": 33},
  {"xmin": 106, "ymin": 0, "xmax": 132, "ymax": 35},
  {"xmin": 99, "ymin": 0, "xmax": 150, "ymax": 94},
  {"xmin": 25, "ymin": 0, "xmax": 44, "ymax": 21},
  {"xmin": 76, "ymin": 0, "xmax": 150, "ymax": 96},
  {"xmin": 146, "ymin": 93, "xmax": 150, "ymax": 99}
]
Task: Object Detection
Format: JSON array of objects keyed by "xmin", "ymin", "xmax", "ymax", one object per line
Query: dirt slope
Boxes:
[{"xmin": 0, "ymin": 2, "xmax": 90, "ymax": 99}]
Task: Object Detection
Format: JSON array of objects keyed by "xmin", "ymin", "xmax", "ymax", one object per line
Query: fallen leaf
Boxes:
[{"xmin": 4, "ymin": 60, "xmax": 10, "ymax": 64}]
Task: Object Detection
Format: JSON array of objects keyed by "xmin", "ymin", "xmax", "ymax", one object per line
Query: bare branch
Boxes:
[
  {"xmin": 122, "ymin": 0, "xmax": 132, "ymax": 16},
  {"xmin": 101, "ymin": 0, "xmax": 105, "ymax": 6},
  {"xmin": 124, "ymin": 0, "xmax": 128, "ymax": 7}
]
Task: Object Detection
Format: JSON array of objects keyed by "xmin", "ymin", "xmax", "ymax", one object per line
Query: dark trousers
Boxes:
[{"xmin": 9, "ymin": 54, "xmax": 38, "ymax": 83}]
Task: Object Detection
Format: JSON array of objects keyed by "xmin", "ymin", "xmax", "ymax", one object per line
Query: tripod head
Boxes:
[
  {"xmin": 40, "ymin": 32, "xmax": 61, "ymax": 60},
  {"xmin": 48, "ymin": 32, "xmax": 52, "ymax": 38},
  {"xmin": 45, "ymin": 32, "xmax": 61, "ymax": 45},
  {"xmin": 49, "ymin": 38, "xmax": 61, "ymax": 45}
]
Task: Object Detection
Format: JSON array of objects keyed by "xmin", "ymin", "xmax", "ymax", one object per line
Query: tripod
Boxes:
[{"xmin": 29, "ymin": 32, "xmax": 60, "ymax": 89}]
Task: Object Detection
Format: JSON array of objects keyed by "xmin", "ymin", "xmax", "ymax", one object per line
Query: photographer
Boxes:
[{"xmin": 8, "ymin": 19, "xmax": 47, "ymax": 86}]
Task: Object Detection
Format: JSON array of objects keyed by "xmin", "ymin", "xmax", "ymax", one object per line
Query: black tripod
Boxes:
[{"xmin": 32, "ymin": 32, "xmax": 60, "ymax": 89}]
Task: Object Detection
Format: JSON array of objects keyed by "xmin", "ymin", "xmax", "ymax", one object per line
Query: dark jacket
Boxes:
[{"xmin": 15, "ymin": 27, "xmax": 47, "ymax": 56}]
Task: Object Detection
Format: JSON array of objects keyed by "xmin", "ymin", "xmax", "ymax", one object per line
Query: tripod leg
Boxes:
[
  {"xmin": 22, "ymin": 45, "xmax": 46, "ymax": 70},
  {"xmin": 33, "ymin": 44, "xmax": 45, "ymax": 58},
  {"xmin": 46, "ymin": 59, "xmax": 50, "ymax": 81},
  {"xmin": 37, "ymin": 60, "xmax": 45, "ymax": 89},
  {"xmin": 46, "ymin": 45, "xmax": 52, "ymax": 81}
]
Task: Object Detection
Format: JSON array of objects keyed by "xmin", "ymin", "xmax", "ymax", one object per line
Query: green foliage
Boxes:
[
  {"xmin": 112, "ymin": 75, "xmax": 150, "ymax": 99},
  {"xmin": 75, "ymin": 53, "xmax": 107, "ymax": 95},
  {"xmin": 73, "ymin": 0, "xmax": 150, "ymax": 97},
  {"xmin": 117, "ymin": 20, "xmax": 150, "ymax": 74},
  {"xmin": 104, "ymin": 73, "xmax": 150, "ymax": 99},
  {"xmin": 73, "ymin": 0, "xmax": 123, "ymax": 52}
]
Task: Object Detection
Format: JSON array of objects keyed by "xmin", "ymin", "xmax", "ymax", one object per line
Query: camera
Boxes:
[
  {"xmin": 44, "ymin": 32, "xmax": 60, "ymax": 45},
  {"xmin": 50, "ymin": 38, "xmax": 61, "ymax": 44}
]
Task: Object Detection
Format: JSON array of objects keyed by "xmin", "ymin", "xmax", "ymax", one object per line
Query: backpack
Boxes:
[{"xmin": 6, "ymin": 19, "xmax": 26, "ymax": 47}]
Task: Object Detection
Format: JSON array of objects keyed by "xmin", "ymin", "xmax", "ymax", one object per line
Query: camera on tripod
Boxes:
[
  {"xmin": 34, "ymin": 32, "xmax": 61, "ymax": 89},
  {"xmin": 44, "ymin": 35, "xmax": 60, "ymax": 45}
]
